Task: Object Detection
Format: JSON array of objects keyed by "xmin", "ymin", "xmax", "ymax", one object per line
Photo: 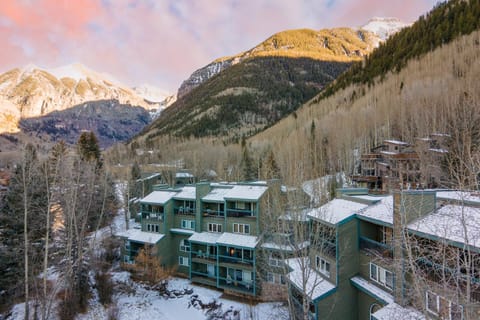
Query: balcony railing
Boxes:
[
  {"xmin": 359, "ymin": 236, "xmax": 393, "ymax": 258},
  {"xmin": 142, "ymin": 212, "xmax": 163, "ymax": 221},
  {"xmin": 174, "ymin": 207, "xmax": 196, "ymax": 215},
  {"xmin": 218, "ymin": 254, "xmax": 254, "ymax": 266},
  {"xmin": 191, "ymin": 250, "xmax": 217, "ymax": 262},
  {"xmin": 226, "ymin": 208, "xmax": 255, "ymax": 218},
  {"xmin": 203, "ymin": 209, "xmax": 225, "ymax": 217},
  {"xmin": 218, "ymin": 277, "xmax": 254, "ymax": 294}
]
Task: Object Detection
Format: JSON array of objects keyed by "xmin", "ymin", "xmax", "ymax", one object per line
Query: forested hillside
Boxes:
[
  {"xmin": 320, "ymin": 0, "xmax": 480, "ymax": 98},
  {"xmin": 143, "ymin": 57, "xmax": 349, "ymax": 142}
]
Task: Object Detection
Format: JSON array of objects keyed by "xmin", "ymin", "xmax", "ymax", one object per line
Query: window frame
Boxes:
[
  {"xmin": 369, "ymin": 262, "xmax": 394, "ymax": 290},
  {"xmin": 181, "ymin": 219, "xmax": 195, "ymax": 230},
  {"xmin": 426, "ymin": 291, "xmax": 464, "ymax": 320},
  {"xmin": 178, "ymin": 256, "xmax": 189, "ymax": 267},
  {"xmin": 316, "ymin": 256, "xmax": 331, "ymax": 277},
  {"xmin": 180, "ymin": 239, "xmax": 190, "ymax": 252},
  {"xmin": 208, "ymin": 223, "xmax": 222, "ymax": 233},
  {"xmin": 233, "ymin": 223, "xmax": 250, "ymax": 234}
]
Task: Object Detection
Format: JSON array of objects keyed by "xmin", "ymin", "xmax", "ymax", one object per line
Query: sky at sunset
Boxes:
[{"xmin": 0, "ymin": 0, "xmax": 438, "ymax": 92}]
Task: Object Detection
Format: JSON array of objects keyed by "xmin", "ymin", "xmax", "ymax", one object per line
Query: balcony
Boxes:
[
  {"xmin": 191, "ymin": 250, "xmax": 217, "ymax": 263},
  {"xmin": 174, "ymin": 206, "xmax": 196, "ymax": 215},
  {"xmin": 203, "ymin": 209, "xmax": 225, "ymax": 217},
  {"xmin": 218, "ymin": 254, "xmax": 254, "ymax": 269},
  {"xmin": 191, "ymin": 271, "xmax": 217, "ymax": 287},
  {"xmin": 359, "ymin": 236, "xmax": 393, "ymax": 259},
  {"xmin": 142, "ymin": 212, "xmax": 163, "ymax": 221},
  {"xmin": 226, "ymin": 208, "xmax": 255, "ymax": 218},
  {"xmin": 218, "ymin": 276, "xmax": 254, "ymax": 294}
]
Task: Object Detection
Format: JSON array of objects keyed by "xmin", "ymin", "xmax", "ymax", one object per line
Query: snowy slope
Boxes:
[
  {"xmin": 361, "ymin": 17, "xmax": 409, "ymax": 41},
  {"xmin": 47, "ymin": 62, "xmax": 121, "ymax": 85}
]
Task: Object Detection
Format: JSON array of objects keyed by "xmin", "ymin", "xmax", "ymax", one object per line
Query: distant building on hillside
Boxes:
[{"xmin": 352, "ymin": 135, "xmax": 449, "ymax": 192}]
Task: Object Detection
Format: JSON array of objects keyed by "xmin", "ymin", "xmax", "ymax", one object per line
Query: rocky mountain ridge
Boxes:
[{"xmin": 177, "ymin": 18, "xmax": 406, "ymax": 98}]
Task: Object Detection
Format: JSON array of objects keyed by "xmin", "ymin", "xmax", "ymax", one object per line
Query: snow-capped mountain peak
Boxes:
[
  {"xmin": 361, "ymin": 17, "xmax": 409, "ymax": 40},
  {"xmin": 47, "ymin": 62, "xmax": 120, "ymax": 85},
  {"xmin": 133, "ymin": 84, "xmax": 171, "ymax": 103}
]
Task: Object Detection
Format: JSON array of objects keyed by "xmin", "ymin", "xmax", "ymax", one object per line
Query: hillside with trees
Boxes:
[{"xmin": 109, "ymin": 0, "xmax": 480, "ymax": 189}]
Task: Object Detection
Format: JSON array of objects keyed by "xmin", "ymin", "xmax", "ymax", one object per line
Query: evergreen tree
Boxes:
[
  {"xmin": 77, "ymin": 131, "xmax": 101, "ymax": 164},
  {"xmin": 241, "ymin": 137, "xmax": 256, "ymax": 181}
]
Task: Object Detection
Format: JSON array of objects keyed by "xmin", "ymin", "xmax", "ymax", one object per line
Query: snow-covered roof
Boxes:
[
  {"xmin": 202, "ymin": 186, "xmax": 233, "ymax": 202},
  {"xmin": 141, "ymin": 190, "xmax": 178, "ymax": 205},
  {"xmin": 136, "ymin": 173, "xmax": 161, "ymax": 182},
  {"xmin": 224, "ymin": 185, "xmax": 268, "ymax": 201},
  {"xmin": 408, "ymin": 204, "xmax": 480, "ymax": 249},
  {"xmin": 307, "ymin": 199, "xmax": 368, "ymax": 225},
  {"xmin": 372, "ymin": 303, "xmax": 425, "ymax": 320},
  {"xmin": 286, "ymin": 258, "xmax": 335, "ymax": 301},
  {"xmin": 384, "ymin": 139, "xmax": 408, "ymax": 145},
  {"xmin": 216, "ymin": 232, "xmax": 259, "ymax": 249},
  {"xmin": 170, "ymin": 228, "xmax": 195, "ymax": 235},
  {"xmin": 349, "ymin": 195, "xmax": 384, "ymax": 203},
  {"xmin": 173, "ymin": 186, "xmax": 196, "ymax": 200},
  {"xmin": 176, "ymin": 172, "xmax": 194, "ymax": 178},
  {"xmin": 116, "ymin": 229, "xmax": 164, "ymax": 244},
  {"xmin": 356, "ymin": 196, "xmax": 394, "ymax": 225},
  {"xmin": 350, "ymin": 276, "xmax": 393, "ymax": 304},
  {"xmin": 429, "ymin": 148, "xmax": 448, "ymax": 153},
  {"xmin": 351, "ymin": 276, "xmax": 424, "ymax": 319},
  {"xmin": 189, "ymin": 232, "xmax": 222, "ymax": 244},
  {"xmin": 261, "ymin": 241, "xmax": 309, "ymax": 252},
  {"xmin": 436, "ymin": 190, "xmax": 480, "ymax": 205},
  {"xmin": 380, "ymin": 151, "xmax": 398, "ymax": 155}
]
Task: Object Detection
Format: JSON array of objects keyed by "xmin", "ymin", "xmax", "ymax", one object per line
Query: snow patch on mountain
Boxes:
[
  {"xmin": 47, "ymin": 62, "xmax": 121, "ymax": 85},
  {"xmin": 361, "ymin": 17, "xmax": 409, "ymax": 41},
  {"xmin": 133, "ymin": 84, "xmax": 171, "ymax": 103}
]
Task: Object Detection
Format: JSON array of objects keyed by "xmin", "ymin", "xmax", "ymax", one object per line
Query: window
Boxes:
[
  {"xmin": 233, "ymin": 223, "xmax": 250, "ymax": 234},
  {"xmin": 180, "ymin": 239, "xmax": 190, "ymax": 252},
  {"xmin": 181, "ymin": 219, "xmax": 195, "ymax": 230},
  {"xmin": 208, "ymin": 223, "xmax": 222, "ymax": 233},
  {"xmin": 179, "ymin": 256, "xmax": 189, "ymax": 266},
  {"xmin": 146, "ymin": 224, "xmax": 159, "ymax": 232},
  {"xmin": 426, "ymin": 291, "xmax": 463, "ymax": 320},
  {"xmin": 269, "ymin": 253, "xmax": 282, "ymax": 267},
  {"xmin": 316, "ymin": 256, "xmax": 331, "ymax": 277},
  {"xmin": 267, "ymin": 272, "xmax": 286, "ymax": 285},
  {"xmin": 125, "ymin": 241, "xmax": 130, "ymax": 250},
  {"xmin": 369, "ymin": 263, "xmax": 394, "ymax": 290},
  {"xmin": 236, "ymin": 201, "xmax": 246, "ymax": 210}
]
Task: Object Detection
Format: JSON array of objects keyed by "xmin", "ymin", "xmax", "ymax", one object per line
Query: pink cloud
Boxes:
[{"xmin": 0, "ymin": 0, "xmax": 435, "ymax": 92}]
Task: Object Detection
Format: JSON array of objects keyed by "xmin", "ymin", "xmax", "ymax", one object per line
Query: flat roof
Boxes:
[
  {"xmin": 261, "ymin": 241, "xmax": 310, "ymax": 252},
  {"xmin": 408, "ymin": 204, "xmax": 480, "ymax": 249},
  {"xmin": 189, "ymin": 232, "xmax": 222, "ymax": 244},
  {"xmin": 202, "ymin": 186, "xmax": 233, "ymax": 202},
  {"xmin": 170, "ymin": 228, "xmax": 195, "ymax": 235},
  {"xmin": 384, "ymin": 139, "xmax": 408, "ymax": 145},
  {"xmin": 224, "ymin": 185, "xmax": 268, "ymax": 201},
  {"xmin": 286, "ymin": 258, "xmax": 335, "ymax": 301},
  {"xmin": 436, "ymin": 190, "xmax": 480, "ymax": 205},
  {"xmin": 116, "ymin": 229, "xmax": 164, "ymax": 244},
  {"xmin": 141, "ymin": 190, "xmax": 178, "ymax": 205},
  {"xmin": 372, "ymin": 303, "xmax": 425, "ymax": 320},
  {"xmin": 173, "ymin": 186, "xmax": 196, "ymax": 200},
  {"xmin": 350, "ymin": 276, "xmax": 393, "ymax": 304},
  {"xmin": 216, "ymin": 232, "xmax": 259, "ymax": 249},
  {"xmin": 307, "ymin": 199, "xmax": 368, "ymax": 225},
  {"xmin": 356, "ymin": 196, "xmax": 394, "ymax": 226}
]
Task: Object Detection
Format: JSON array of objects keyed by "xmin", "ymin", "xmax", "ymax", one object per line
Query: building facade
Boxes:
[
  {"xmin": 288, "ymin": 188, "xmax": 480, "ymax": 320},
  {"xmin": 118, "ymin": 180, "xmax": 288, "ymax": 299}
]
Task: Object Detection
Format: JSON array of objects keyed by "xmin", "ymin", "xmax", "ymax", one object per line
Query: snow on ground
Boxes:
[
  {"xmin": 77, "ymin": 272, "xmax": 287, "ymax": 320},
  {"xmin": 6, "ymin": 182, "xmax": 288, "ymax": 320}
]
